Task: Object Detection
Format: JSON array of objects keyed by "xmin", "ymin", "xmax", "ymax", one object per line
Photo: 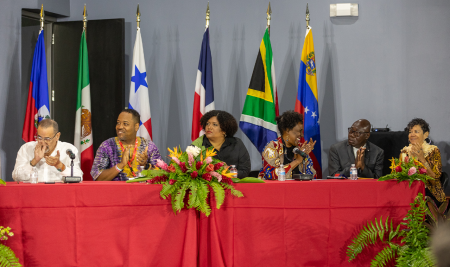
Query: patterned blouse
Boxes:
[
  {"xmin": 258, "ymin": 137, "xmax": 316, "ymax": 180},
  {"xmin": 91, "ymin": 137, "xmax": 162, "ymax": 181},
  {"xmin": 401, "ymin": 142, "xmax": 446, "ymax": 202}
]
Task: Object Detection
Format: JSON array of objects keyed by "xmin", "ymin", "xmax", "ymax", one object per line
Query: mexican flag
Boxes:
[{"xmin": 74, "ymin": 30, "xmax": 93, "ymax": 180}]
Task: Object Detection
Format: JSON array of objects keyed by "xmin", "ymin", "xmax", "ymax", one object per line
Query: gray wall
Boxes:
[{"xmin": 2, "ymin": 0, "xmax": 450, "ymax": 180}]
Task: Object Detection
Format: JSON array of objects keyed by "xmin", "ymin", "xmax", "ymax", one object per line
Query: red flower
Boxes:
[
  {"xmin": 221, "ymin": 176, "xmax": 233, "ymax": 184},
  {"xmin": 404, "ymin": 156, "xmax": 409, "ymax": 162},
  {"xmin": 202, "ymin": 173, "xmax": 212, "ymax": 181},
  {"xmin": 191, "ymin": 171, "xmax": 198, "ymax": 179},
  {"xmin": 169, "ymin": 179, "xmax": 176, "ymax": 185},
  {"xmin": 148, "ymin": 175, "xmax": 168, "ymax": 184},
  {"xmin": 168, "ymin": 165, "xmax": 176, "ymax": 173},
  {"xmin": 179, "ymin": 162, "xmax": 187, "ymax": 172},
  {"xmin": 196, "ymin": 161, "xmax": 203, "ymax": 169},
  {"xmin": 206, "ymin": 164, "xmax": 214, "ymax": 173},
  {"xmin": 214, "ymin": 162, "xmax": 224, "ymax": 170},
  {"xmin": 419, "ymin": 168, "xmax": 427, "ymax": 174},
  {"xmin": 395, "ymin": 166, "xmax": 402, "ymax": 172}
]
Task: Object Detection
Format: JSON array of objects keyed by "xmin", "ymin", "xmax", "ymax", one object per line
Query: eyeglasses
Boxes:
[
  {"xmin": 348, "ymin": 128, "xmax": 369, "ymax": 138},
  {"xmin": 34, "ymin": 132, "xmax": 58, "ymax": 142}
]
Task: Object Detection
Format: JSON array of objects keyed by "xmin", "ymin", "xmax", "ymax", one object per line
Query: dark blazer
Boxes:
[{"xmin": 328, "ymin": 140, "xmax": 384, "ymax": 178}]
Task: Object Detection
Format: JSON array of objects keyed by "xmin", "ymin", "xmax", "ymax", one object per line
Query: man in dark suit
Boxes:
[{"xmin": 328, "ymin": 119, "xmax": 384, "ymax": 178}]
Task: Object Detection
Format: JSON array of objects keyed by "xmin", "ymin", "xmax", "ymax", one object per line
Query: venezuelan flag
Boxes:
[
  {"xmin": 295, "ymin": 26, "xmax": 322, "ymax": 178},
  {"xmin": 240, "ymin": 28, "xmax": 279, "ymax": 153}
]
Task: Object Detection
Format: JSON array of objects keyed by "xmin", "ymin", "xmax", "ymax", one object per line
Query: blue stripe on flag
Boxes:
[
  {"xmin": 239, "ymin": 121, "xmax": 278, "ymax": 153},
  {"xmin": 198, "ymin": 28, "xmax": 214, "ymax": 107},
  {"xmin": 31, "ymin": 30, "xmax": 50, "ymax": 119},
  {"xmin": 298, "ymin": 61, "xmax": 322, "ymax": 169}
]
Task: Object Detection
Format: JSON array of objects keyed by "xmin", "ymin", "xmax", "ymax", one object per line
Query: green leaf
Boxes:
[
  {"xmin": 232, "ymin": 177, "xmax": 265, "ymax": 183},
  {"xmin": 210, "ymin": 181, "xmax": 226, "ymax": 209}
]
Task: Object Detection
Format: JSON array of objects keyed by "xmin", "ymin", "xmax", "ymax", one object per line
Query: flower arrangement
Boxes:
[
  {"xmin": 127, "ymin": 145, "xmax": 243, "ymax": 216},
  {"xmin": 378, "ymin": 156, "xmax": 433, "ymax": 186},
  {"xmin": 0, "ymin": 226, "xmax": 21, "ymax": 266}
]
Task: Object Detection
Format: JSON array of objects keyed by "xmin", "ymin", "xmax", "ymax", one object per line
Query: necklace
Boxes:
[{"xmin": 118, "ymin": 138, "xmax": 139, "ymax": 177}]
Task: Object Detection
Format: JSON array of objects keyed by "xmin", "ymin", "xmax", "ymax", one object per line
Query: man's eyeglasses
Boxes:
[
  {"xmin": 34, "ymin": 132, "xmax": 58, "ymax": 142},
  {"xmin": 348, "ymin": 128, "xmax": 369, "ymax": 138}
]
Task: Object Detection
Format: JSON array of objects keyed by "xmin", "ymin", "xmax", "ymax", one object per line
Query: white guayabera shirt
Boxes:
[{"xmin": 12, "ymin": 141, "xmax": 83, "ymax": 182}]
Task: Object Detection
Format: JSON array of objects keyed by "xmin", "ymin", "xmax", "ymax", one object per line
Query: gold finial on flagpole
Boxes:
[
  {"xmin": 266, "ymin": 2, "xmax": 272, "ymax": 36},
  {"xmin": 205, "ymin": 2, "xmax": 210, "ymax": 28},
  {"xmin": 40, "ymin": 4, "xmax": 45, "ymax": 30},
  {"xmin": 83, "ymin": 4, "xmax": 88, "ymax": 30},
  {"xmin": 136, "ymin": 4, "xmax": 141, "ymax": 29},
  {"xmin": 306, "ymin": 3, "xmax": 310, "ymax": 29}
]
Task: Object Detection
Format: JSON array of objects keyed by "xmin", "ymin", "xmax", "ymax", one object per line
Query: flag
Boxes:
[
  {"xmin": 240, "ymin": 28, "xmax": 279, "ymax": 153},
  {"xmin": 295, "ymin": 26, "xmax": 322, "ymax": 178},
  {"xmin": 128, "ymin": 28, "xmax": 152, "ymax": 140},
  {"xmin": 22, "ymin": 29, "xmax": 50, "ymax": 142},
  {"xmin": 191, "ymin": 27, "xmax": 215, "ymax": 141},
  {"xmin": 74, "ymin": 30, "xmax": 94, "ymax": 181}
]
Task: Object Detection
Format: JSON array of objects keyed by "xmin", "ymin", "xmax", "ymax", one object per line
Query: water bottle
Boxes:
[
  {"xmin": 350, "ymin": 164, "xmax": 358, "ymax": 180},
  {"xmin": 30, "ymin": 167, "xmax": 38, "ymax": 184},
  {"xmin": 278, "ymin": 164, "xmax": 286, "ymax": 181},
  {"xmin": 229, "ymin": 165, "xmax": 238, "ymax": 178}
]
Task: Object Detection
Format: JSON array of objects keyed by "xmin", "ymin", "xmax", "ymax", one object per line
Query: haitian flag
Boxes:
[
  {"xmin": 191, "ymin": 27, "xmax": 215, "ymax": 141},
  {"xmin": 295, "ymin": 26, "xmax": 322, "ymax": 178},
  {"xmin": 240, "ymin": 28, "xmax": 279, "ymax": 153},
  {"xmin": 22, "ymin": 30, "xmax": 50, "ymax": 142},
  {"xmin": 129, "ymin": 27, "xmax": 153, "ymax": 141}
]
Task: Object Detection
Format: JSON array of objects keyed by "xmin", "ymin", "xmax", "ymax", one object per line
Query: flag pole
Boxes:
[
  {"xmin": 136, "ymin": 4, "xmax": 141, "ymax": 29},
  {"xmin": 305, "ymin": 3, "xmax": 310, "ymax": 29},
  {"xmin": 266, "ymin": 2, "xmax": 271, "ymax": 36},
  {"xmin": 83, "ymin": 4, "xmax": 88, "ymax": 33},
  {"xmin": 40, "ymin": 4, "xmax": 44, "ymax": 31},
  {"xmin": 205, "ymin": 2, "xmax": 210, "ymax": 28}
]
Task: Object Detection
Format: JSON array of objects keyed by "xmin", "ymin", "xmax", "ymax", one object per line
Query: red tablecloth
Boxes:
[
  {"xmin": 0, "ymin": 182, "xmax": 198, "ymax": 266},
  {"xmin": 198, "ymin": 180, "xmax": 424, "ymax": 267},
  {"xmin": 0, "ymin": 180, "xmax": 424, "ymax": 266}
]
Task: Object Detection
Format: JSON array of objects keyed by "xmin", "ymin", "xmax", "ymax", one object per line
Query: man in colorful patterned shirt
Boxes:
[{"xmin": 91, "ymin": 109, "xmax": 162, "ymax": 181}]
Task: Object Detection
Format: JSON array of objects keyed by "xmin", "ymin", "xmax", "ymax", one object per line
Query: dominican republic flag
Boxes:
[
  {"xmin": 295, "ymin": 26, "xmax": 322, "ymax": 178},
  {"xmin": 128, "ymin": 28, "xmax": 152, "ymax": 141},
  {"xmin": 191, "ymin": 27, "xmax": 215, "ymax": 141},
  {"xmin": 74, "ymin": 29, "xmax": 94, "ymax": 181},
  {"xmin": 240, "ymin": 28, "xmax": 279, "ymax": 153},
  {"xmin": 22, "ymin": 29, "xmax": 50, "ymax": 142}
]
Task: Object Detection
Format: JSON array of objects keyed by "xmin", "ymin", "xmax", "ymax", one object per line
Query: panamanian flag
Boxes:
[
  {"xmin": 191, "ymin": 27, "xmax": 215, "ymax": 141},
  {"xmin": 295, "ymin": 26, "xmax": 322, "ymax": 178},
  {"xmin": 22, "ymin": 29, "xmax": 50, "ymax": 142},
  {"xmin": 128, "ymin": 27, "xmax": 152, "ymax": 141}
]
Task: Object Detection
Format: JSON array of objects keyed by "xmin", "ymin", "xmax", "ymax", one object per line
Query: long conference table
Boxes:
[{"xmin": 0, "ymin": 180, "xmax": 424, "ymax": 266}]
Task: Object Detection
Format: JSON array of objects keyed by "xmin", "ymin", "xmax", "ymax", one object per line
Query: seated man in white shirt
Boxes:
[{"xmin": 13, "ymin": 119, "xmax": 83, "ymax": 182}]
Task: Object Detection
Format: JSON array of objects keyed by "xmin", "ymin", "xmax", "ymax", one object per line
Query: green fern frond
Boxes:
[
  {"xmin": 172, "ymin": 182, "xmax": 189, "ymax": 213},
  {"xmin": 370, "ymin": 243, "xmax": 398, "ymax": 267},
  {"xmin": 0, "ymin": 244, "xmax": 21, "ymax": 266},
  {"xmin": 221, "ymin": 183, "xmax": 243, "ymax": 197},
  {"xmin": 160, "ymin": 183, "xmax": 177, "ymax": 199},
  {"xmin": 187, "ymin": 179, "xmax": 200, "ymax": 209},
  {"xmin": 210, "ymin": 181, "xmax": 225, "ymax": 209},
  {"xmin": 196, "ymin": 180, "xmax": 211, "ymax": 216}
]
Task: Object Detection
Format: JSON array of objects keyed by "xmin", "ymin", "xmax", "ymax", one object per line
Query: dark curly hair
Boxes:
[
  {"xmin": 276, "ymin": 110, "xmax": 303, "ymax": 135},
  {"xmin": 200, "ymin": 110, "xmax": 238, "ymax": 137},
  {"xmin": 121, "ymin": 109, "xmax": 140, "ymax": 124},
  {"xmin": 405, "ymin": 118, "xmax": 430, "ymax": 133}
]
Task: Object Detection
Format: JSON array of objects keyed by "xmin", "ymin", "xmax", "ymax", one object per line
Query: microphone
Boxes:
[
  {"xmin": 66, "ymin": 149, "xmax": 76, "ymax": 160},
  {"xmin": 293, "ymin": 147, "xmax": 308, "ymax": 158}
]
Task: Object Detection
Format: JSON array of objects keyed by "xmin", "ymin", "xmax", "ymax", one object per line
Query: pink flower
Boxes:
[
  {"xmin": 210, "ymin": 171, "xmax": 222, "ymax": 182},
  {"xmin": 191, "ymin": 171, "xmax": 198, "ymax": 179},
  {"xmin": 156, "ymin": 159, "xmax": 168, "ymax": 171},
  {"xmin": 169, "ymin": 179, "xmax": 176, "ymax": 185},
  {"xmin": 202, "ymin": 173, "xmax": 212, "ymax": 181},
  {"xmin": 171, "ymin": 156, "xmax": 181, "ymax": 165},
  {"xmin": 187, "ymin": 152, "xmax": 194, "ymax": 167},
  {"xmin": 168, "ymin": 165, "xmax": 176, "ymax": 173},
  {"xmin": 214, "ymin": 162, "xmax": 224, "ymax": 171},
  {"xmin": 395, "ymin": 166, "xmax": 402, "ymax": 173},
  {"xmin": 196, "ymin": 161, "xmax": 203, "ymax": 169},
  {"xmin": 419, "ymin": 168, "xmax": 427, "ymax": 174},
  {"xmin": 408, "ymin": 167, "xmax": 417, "ymax": 176},
  {"xmin": 206, "ymin": 164, "xmax": 214, "ymax": 173},
  {"xmin": 205, "ymin": 157, "xmax": 213, "ymax": 164}
]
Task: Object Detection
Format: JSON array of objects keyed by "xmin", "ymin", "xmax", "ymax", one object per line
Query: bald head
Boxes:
[
  {"xmin": 348, "ymin": 119, "xmax": 371, "ymax": 148},
  {"xmin": 38, "ymin": 119, "xmax": 58, "ymax": 134}
]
